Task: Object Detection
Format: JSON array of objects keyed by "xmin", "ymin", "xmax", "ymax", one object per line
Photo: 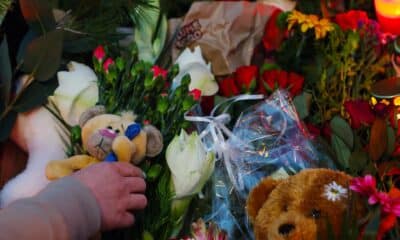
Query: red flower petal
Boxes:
[
  {"xmin": 287, "ymin": 72, "xmax": 304, "ymax": 96},
  {"xmin": 219, "ymin": 76, "xmax": 240, "ymax": 97},
  {"xmin": 378, "ymin": 214, "xmax": 397, "ymax": 240},
  {"xmin": 344, "ymin": 100, "xmax": 375, "ymax": 129},
  {"xmin": 93, "ymin": 45, "xmax": 106, "ymax": 61},
  {"xmin": 335, "ymin": 10, "xmax": 370, "ymax": 31},
  {"xmin": 189, "ymin": 89, "xmax": 202, "ymax": 101},
  {"xmin": 235, "ymin": 65, "xmax": 258, "ymax": 92},
  {"xmin": 151, "ymin": 65, "xmax": 168, "ymax": 80},
  {"xmin": 262, "ymin": 9, "xmax": 285, "ymax": 51}
]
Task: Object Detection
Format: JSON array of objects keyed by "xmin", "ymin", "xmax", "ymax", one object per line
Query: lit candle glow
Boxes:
[{"xmin": 375, "ymin": 0, "xmax": 400, "ymax": 35}]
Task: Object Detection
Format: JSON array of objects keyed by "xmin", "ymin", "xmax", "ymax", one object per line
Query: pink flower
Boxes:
[
  {"xmin": 350, "ymin": 175, "xmax": 378, "ymax": 204},
  {"xmin": 151, "ymin": 65, "xmax": 168, "ymax": 80},
  {"xmin": 93, "ymin": 45, "xmax": 106, "ymax": 61},
  {"xmin": 190, "ymin": 89, "xmax": 202, "ymax": 101},
  {"xmin": 191, "ymin": 219, "xmax": 227, "ymax": 240},
  {"xmin": 103, "ymin": 58, "xmax": 114, "ymax": 73}
]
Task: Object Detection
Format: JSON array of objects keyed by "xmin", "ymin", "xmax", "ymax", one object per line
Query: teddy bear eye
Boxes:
[
  {"xmin": 115, "ymin": 129, "xmax": 120, "ymax": 134},
  {"xmin": 310, "ymin": 209, "xmax": 321, "ymax": 219},
  {"xmin": 107, "ymin": 126, "xmax": 113, "ymax": 130}
]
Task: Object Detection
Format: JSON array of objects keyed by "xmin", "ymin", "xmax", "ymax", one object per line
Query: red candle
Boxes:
[{"xmin": 375, "ymin": 0, "xmax": 400, "ymax": 35}]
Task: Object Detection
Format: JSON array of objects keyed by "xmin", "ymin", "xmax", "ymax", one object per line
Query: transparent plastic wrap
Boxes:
[{"xmin": 197, "ymin": 90, "xmax": 335, "ymax": 239}]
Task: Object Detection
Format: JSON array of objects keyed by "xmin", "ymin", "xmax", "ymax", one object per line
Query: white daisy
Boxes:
[{"xmin": 322, "ymin": 181, "xmax": 348, "ymax": 202}]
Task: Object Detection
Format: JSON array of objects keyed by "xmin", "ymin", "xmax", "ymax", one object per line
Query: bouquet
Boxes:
[{"xmin": 2, "ymin": 0, "xmax": 400, "ymax": 239}]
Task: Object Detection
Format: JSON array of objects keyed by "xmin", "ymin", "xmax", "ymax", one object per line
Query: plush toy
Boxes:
[
  {"xmin": 46, "ymin": 106, "xmax": 163, "ymax": 180},
  {"xmin": 246, "ymin": 168, "xmax": 363, "ymax": 240}
]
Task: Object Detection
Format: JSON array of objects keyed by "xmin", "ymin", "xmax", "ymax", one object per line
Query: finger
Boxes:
[
  {"xmin": 113, "ymin": 162, "xmax": 144, "ymax": 177},
  {"xmin": 125, "ymin": 177, "xmax": 146, "ymax": 193},
  {"xmin": 125, "ymin": 194, "xmax": 148, "ymax": 210},
  {"xmin": 119, "ymin": 212, "xmax": 135, "ymax": 228}
]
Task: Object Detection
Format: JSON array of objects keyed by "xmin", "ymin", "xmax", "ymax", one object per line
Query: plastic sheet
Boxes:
[{"xmin": 197, "ymin": 90, "xmax": 334, "ymax": 239}]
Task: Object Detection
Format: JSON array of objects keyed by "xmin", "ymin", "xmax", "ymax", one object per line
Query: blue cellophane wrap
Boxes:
[{"xmin": 203, "ymin": 90, "xmax": 335, "ymax": 239}]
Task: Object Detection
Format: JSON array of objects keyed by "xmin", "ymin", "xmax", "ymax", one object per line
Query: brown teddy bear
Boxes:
[
  {"xmin": 246, "ymin": 168, "xmax": 364, "ymax": 240},
  {"xmin": 46, "ymin": 106, "xmax": 163, "ymax": 180}
]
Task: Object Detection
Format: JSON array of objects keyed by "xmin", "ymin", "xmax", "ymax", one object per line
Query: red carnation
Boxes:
[
  {"xmin": 151, "ymin": 65, "xmax": 168, "ymax": 80},
  {"xmin": 263, "ymin": 9, "xmax": 285, "ymax": 51},
  {"xmin": 335, "ymin": 10, "xmax": 370, "ymax": 31},
  {"xmin": 219, "ymin": 76, "xmax": 240, "ymax": 97},
  {"xmin": 235, "ymin": 65, "xmax": 258, "ymax": 92},
  {"xmin": 189, "ymin": 89, "xmax": 202, "ymax": 101},
  {"xmin": 344, "ymin": 100, "xmax": 375, "ymax": 129},
  {"xmin": 93, "ymin": 45, "xmax": 106, "ymax": 61},
  {"xmin": 103, "ymin": 58, "xmax": 114, "ymax": 73}
]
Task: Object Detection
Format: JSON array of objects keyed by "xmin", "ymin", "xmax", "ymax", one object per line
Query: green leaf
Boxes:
[
  {"xmin": 331, "ymin": 134, "xmax": 351, "ymax": 169},
  {"xmin": 330, "ymin": 116, "xmax": 354, "ymax": 149},
  {"xmin": 0, "ymin": 0, "xmax": 12, "ymax": 26},
  {"xmin": 363, "ymin": 208, "xmax": 380, "ymax": 239},
  {"xmin": 21, "ymin": 29, "xmax": 63, "ymax": 81},
  {"xmin": 386, "ymin": 126, "xmax": 395, "ymax": 156},
  {"xmin": 0, "ymin": 110, "xmax": 16, "ymax": 141},
  {"xmin": 293, "ymin": 92, "xmax": 312, "ymax": 119},
  {"xmin": 134, "ymin": 0, "xmax": 167, "ymax": 63},
  {"xmin": 19, "ymin": 0, "xmax": 56, "ymax": 33},
  {"xmin": 13, "ymin": 77, "xmax": 58, "ymax": 112},
  {"xmin": 348, "ymin": 151, "xmax": 368, "ymax": 173},
  {"xmin": 0, "ymin": 37, "xmax": 11, "ymax": 112},
  {"xmin": 17, "ymin": 30, "xmax": 38, "ymax": 64}
]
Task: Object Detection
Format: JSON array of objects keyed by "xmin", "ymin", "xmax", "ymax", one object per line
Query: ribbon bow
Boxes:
[{"xmin": 185, "ymin": 94, "xmax": 264, "ymax": 192}]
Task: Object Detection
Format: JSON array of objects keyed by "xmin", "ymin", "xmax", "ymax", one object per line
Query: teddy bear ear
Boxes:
[
  {"xmin": 143, "ymin": 124, "xmax": 163, "ymax": 157},
  {"xmin": 246, "ymin": 177, "xmax": 282, "ymax": 223},
  {"xmin": 78, "ymin": 105, "xmax": 106, "ymax": 128}
]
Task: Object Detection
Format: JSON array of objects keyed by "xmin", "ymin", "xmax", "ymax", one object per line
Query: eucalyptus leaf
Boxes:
[
  {"xmin": 19, "ymin": 0, "xmax": 56, "ymax": 33},
  {"xmin": 330, "ymin": 116, "xmax": 354, "ymax": 149},
  {"xmin": 293, "ymin": 92, "xmax": 312, "ymax": 119},
  {"xmin": 17, "ymin": 30, "xmax": 38, "ymax": 64},
  {"xmin": 21, "ymin": 29, "xmax": 63, "ymax": 81},
  {"xmin": 0, "ymin": 110, "xmax": 16, "ymax": 141},
  {"xmin": 0, "ymin": 37, "xmax": 11, "ymax": 112},
  {"xmin": 331, "ymin": 134, "xmax": 351, "ymax": 170},
  {"xmin": 13, "ymin": 77, "xmax": 58, "ymax": 112}
]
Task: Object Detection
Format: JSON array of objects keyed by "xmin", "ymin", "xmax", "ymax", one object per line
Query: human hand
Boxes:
[{"xmin": 72, "ymin": 162, "xmax": 147, "ymax": 230}]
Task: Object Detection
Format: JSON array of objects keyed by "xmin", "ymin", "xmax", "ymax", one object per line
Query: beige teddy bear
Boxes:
[{"xmin": 46, "ymin": 106, "xmax": 163, "ymax": 180}]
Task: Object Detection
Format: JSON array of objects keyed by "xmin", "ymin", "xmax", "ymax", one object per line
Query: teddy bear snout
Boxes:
[{"xmin": 278, "ymin": 223, "xmax": 295, "ymax": 235}]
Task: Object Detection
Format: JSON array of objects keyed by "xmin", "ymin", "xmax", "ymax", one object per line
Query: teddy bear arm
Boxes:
[
  {"xmin": 46, "ymin": 155, "xmax": 100, "ymax": 180},
  {"xmin": 112, "ymin": 135, "xmax": 136, "ymax": 162},
  {"xmin": 246, "ymin": 177, "xmax": 282, "ymax": 223}
]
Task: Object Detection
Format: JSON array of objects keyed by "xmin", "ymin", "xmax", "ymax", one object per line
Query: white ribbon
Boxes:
[{"xmin": 185, "ymin": 94, "xmax": 264, "ymax": 191}]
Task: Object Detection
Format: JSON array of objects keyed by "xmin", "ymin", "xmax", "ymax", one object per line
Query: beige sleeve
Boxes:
[{"xmin": 0, "ymin": 176, "xmax": 101, "ymax": 240}]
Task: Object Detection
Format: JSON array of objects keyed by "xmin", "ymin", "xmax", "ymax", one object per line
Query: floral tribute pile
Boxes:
[{"xmin": 1, "ymin": 0, "xmax": 400, "ymax": 239}]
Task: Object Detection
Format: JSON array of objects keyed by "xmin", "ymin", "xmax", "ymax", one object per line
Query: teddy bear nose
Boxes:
[{"xmin": 279, "ymin": 223, "xmax": 295, "ymax": 235}]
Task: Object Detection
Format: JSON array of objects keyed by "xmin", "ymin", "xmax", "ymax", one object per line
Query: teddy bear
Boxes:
[
  {"xmin": 45, "ymin": 105, "xmax": 163, "ymax": 180},
  {"xmin": 246, "ymin": 168, "xmax": 364, "ymax": 240}
]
